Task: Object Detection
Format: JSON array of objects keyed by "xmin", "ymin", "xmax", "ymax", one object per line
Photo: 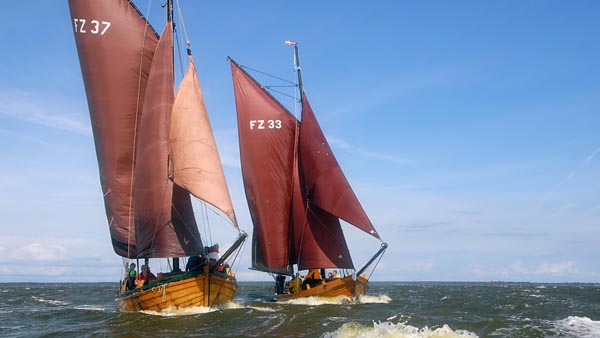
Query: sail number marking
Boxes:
[
  {"xmin": 73, "ymin": 18, "xmax": 111, "ymax": 35},
  {"xmin": 249, "ymin": 119, "xmax": 282, "ymax": 130}
]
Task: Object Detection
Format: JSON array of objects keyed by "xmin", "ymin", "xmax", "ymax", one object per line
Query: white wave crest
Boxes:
[
  {"xmin": 32, "ymin": 296, "xmax": 69, "ymax": 306},
  {"xmin": 322, "ymin": 321, "xmax": 478, "ymax": 338},
  {"xmin": 73, "ymin": 305, "xmax": 107, "ymax": 312},
  {"xmin": 357, "ymin": 294, "xmax": 392, "ymax": 304},
  {"xmin": 140, "ymin": 300, "xmax": 252, "ymax": 317},
  {"xmin": 554, "ymin": 316, "xmax": 600, "ymax": 337},
  {"xmin": 141, "ymin": 305, "xmax": 215, "ymax": 317},
  {"xmin": 284, "ymin": 296, "xmax": 352, "ymax": 306}
]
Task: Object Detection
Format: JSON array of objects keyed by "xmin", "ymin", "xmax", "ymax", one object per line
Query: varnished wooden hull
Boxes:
[
  {"xmin": 116, "ymin": 271, "xmax": 236, "ymax": 312},
  {"xmin": 275, "ymin": 275, "xmax": 368, "ymax": 301}
]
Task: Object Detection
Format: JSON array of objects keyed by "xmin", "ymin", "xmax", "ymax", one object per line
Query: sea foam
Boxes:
[
  {"xmin": 322, "ymin": 321, "xmax": 478, "ymax": 338},
  {"xmin": 554, "ymin": 316, "xmax": 600, "ymax": 337},
  {"xmin": 283, "ymin": 294, "xmax": 391, "ymax": 306},
  {"xmin": 31, "ymin": 296, "xmax": 69, "ymax": 306},
  {"xmin": 141, "ymin": 305, "xmax": 215, "ymax": 316}
]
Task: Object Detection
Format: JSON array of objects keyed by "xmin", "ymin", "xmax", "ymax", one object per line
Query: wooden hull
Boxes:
[
  {"xmin": 275, "ymin": 275, "xmax": 368, "ymax": 301},
  {"xmin": 116, "ymin": 271, "xmax": 236, "ymax": 312}
]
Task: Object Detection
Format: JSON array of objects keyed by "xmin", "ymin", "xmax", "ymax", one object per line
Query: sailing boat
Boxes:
[
  {"xmin": 68, "ymin": 0, "xmax": 246, "ymax": 312},
  {"xmin": 229, "ymin": 42, "xmax": 387, "ymax": 301}
]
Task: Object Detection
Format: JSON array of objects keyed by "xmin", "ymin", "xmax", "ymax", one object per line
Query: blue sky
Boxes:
[{"xmin": 0, "ymin": 1, "xmax": 598, "ymax": 283}]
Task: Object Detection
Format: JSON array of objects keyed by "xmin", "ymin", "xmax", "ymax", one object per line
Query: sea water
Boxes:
[{"xmin": 0, "ymin": 282, "xmax": 598, "ymax": 337}]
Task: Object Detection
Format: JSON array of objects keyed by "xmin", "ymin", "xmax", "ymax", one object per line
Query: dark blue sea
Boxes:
[{"xmin": 1, "ymin": 282, "xmax": 599, "ymax": 337}]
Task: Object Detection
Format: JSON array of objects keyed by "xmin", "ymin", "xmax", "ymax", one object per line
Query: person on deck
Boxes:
[
  {"xmin": 135, "ymin": 264, "xmax": 156, "ymax": 288},
  {"xmin": 289, "ymin": 273, "xmax": 302, "ymax": 293},
  {"xmin": 186, "ymin": 254, "xmax": 206, "ymax": 272},
  {"xmin": 333, "ymin": 270, "xmax": 341, "ymax": 278},
  {"xmin": 303, "ymin": 269, "xmax": 323, "ymax": 289},
  {"xmin": 207, "ymin": 244, "xmax": 220, "ymax": 267},
  {"xmin": 126, "ymin": 263, "xmax": 137, "ymax": 290},
  {"xmin": 275, "ymin": 274, "xmax": 286, "ymax": 294}
]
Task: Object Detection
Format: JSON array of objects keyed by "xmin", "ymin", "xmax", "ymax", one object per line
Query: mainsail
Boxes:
[
  {"xmin": 68, "ymin": 0, "xmax": 159, "ymax": 257},
  {"xmin": 69, "ymin": 0, "xmax": 237, "ymax": 259},
  {"xmin": 230, "ymin": 58, "xmax": 381, "ymax": 275},
  {"xmin": 230, "ymin": 60, "xmax": 297, "ymax": 274}
]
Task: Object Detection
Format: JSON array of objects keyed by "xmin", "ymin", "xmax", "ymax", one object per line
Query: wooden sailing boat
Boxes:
[
  {"xmin": 68, "ymin": 0, "xmax": 246, "ymax": 312},
  {"xmin": 229, "ymin": 42, "xmax": 387, "ymax": 301}
]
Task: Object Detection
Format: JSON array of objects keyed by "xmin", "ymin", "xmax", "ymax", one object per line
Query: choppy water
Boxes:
[{"xmin": 0, "ymin": 282, "xmax": 599, "ymax": 337}]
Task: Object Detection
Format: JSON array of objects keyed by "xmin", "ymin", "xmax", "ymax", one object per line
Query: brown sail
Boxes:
[
  {"xmin": 71, "ymin": 0, "xmax": 247, "ymax": 312},
  {"xmin": 133, "ymin": 23, "xmax": 202, "ymax": 258},
  {"xmin": 231, "ymin": 47, "xmax": 387, "ymax": 299},
  {"xmin": 171, "ymin": 57, "xmax": 238, "ymax": 228},
  {"xmin": 67, "ymin": 0, "xmax": 159, "ymax": 257},
  {"xmin": 230, "ymin": 59, "xmax": 297, "ymax": 274},
  {"xmin": 299, "ymin": 95, "xmax": 381, "ymax": 239},
  {"xmin": 290, "ymin": 145, "xmax": 354, "ymax": 270}
]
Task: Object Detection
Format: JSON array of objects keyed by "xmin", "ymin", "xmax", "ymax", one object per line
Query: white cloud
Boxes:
[
  {"xmin": 535, "ymin": 261, "xmax": 579, "ymax": 276},
  {"xmin": 0, "ymin": 90, "xmax": 91, "ymax": 135},
  {"xmin": 20, "ymin": 243, "xmax": 68, "ymax": 261},
  {"xmin": 540, "ymin": 144, "xmax": 600, "ymax": 205},
  {"xmin": 398, "ymin": 260, "xmax": 434, "ymax": 273},
  {"xmin": 328, "ymin": 136, "xmax": 411, "ymax": 165}
]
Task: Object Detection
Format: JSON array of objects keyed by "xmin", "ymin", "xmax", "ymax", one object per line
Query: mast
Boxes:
[
  {"xmin": 165, "ymin": 0, "xmax": 173, "ymax": 24},
  {"xmin": 286, "ymin": 40, "xmax": 303, "ymax": 102},
  {"xmin": 167, "ymin": 0, "xmax": 179, "ymax": 270},
  {"xmin": 294, "ymin": 44, "xmax": 304, "ymax": 102}
]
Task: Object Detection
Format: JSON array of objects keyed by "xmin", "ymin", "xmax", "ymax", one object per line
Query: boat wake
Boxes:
[
  {"xmin": 141, "ymin": 306, "xmax": 216, "ymax": 317},
  {"xmin": 554, "ymin": 316, "xmax": 600, "ymax": 337},
  {"xmin": 139, "ymin": 300, "xmax": 276, "ymax": 316},
  {"xmin": 220, "ymin": 300, "xmax": 277, "ymax": 312},
  {"xmin": 283, "ymin": 296, "xmax": 352, "ymax": 306},
  {"xmin": 356, "ymin": 294, "xmax": 392, "ymax": 304},
  {"xmin": 322, "ymin": 321, "xmax": 478, "ymax": 338},
  {"xmin": 281, "ymin": 294, "xmax": 391, "ymax": 306}
]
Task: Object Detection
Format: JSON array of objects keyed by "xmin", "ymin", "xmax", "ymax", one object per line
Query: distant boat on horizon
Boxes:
[
  {"xmin": 229, "ymin": 41, "xmax": 387, "ymax": 301},
  {"xmin": 68, "ymin": 0, "xmax": 246, "ymax": 312}
]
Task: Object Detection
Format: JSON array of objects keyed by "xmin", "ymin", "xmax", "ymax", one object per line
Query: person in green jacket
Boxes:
[{"xmin": 126, "ymin": 263, "xmax": 137, "ymax": 290}]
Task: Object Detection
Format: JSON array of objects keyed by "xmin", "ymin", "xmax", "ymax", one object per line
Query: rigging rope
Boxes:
[
  {"xmin": 241, "ymin": 65, "xmax": 297, "ymax": 85},
  {"xmin": 175, "ymin": 0, "xmax": 192, "ymax": 53}
]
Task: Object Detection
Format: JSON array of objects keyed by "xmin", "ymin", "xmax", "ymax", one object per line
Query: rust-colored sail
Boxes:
[
  {"xmin": 230, "ymin": 59, "xmax": 297, "ymax": 273},
  {"xmin": 171, "ymin": 57, "xmax": 238, "ymax": 228},
  {"xmin": 294, "ymin": 205, "xmax": 354, "ymax": 270},
  {"xmin": 134, "ymin": 24, "xmax": 202, "ymax": 258},
  {"xmin": 290, "ymin": 163, "xmax": 354, "ymax": 270},
  {"xmin": 299, "ymin": 95, "xmax": 380, "ymax": 239},
  {"xmin": 67, "ymin": 0, "xmax": 159, "ymax": 257}
]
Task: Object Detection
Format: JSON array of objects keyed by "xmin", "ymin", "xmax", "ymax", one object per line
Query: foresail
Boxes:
[
  {"xmin": 134, "ymin": 24, "xmax": 203, "ymax": 258},
  {"xmin": 171, "ymin": 57, "xmax": 238, "ymax": 228},
  {"xmin": 230, "ymin": 59, "xmax": 297, "ymax": 273},
  {"xmin": 299, "ymin": 95, "xmax": 381, "ymax": 239},
  {"xmin": 293, "ymin": 204, "xmax": 354, "ymax": 270},
  {"xmin": 67, "ymin": 0, "xmax": 159, "ymax": 257}
]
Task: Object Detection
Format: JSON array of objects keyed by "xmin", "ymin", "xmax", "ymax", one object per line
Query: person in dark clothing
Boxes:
[
  {"xmin": 186, "ymin": 255, "xmax": 206, "ymax": 271},
  {"xmin": 302, "ymin": 269, "xmax": 322, "ymax": 289},
  {"xmin": 275, "ymin": 274, "xmax": 286, "ymax": 294}
]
